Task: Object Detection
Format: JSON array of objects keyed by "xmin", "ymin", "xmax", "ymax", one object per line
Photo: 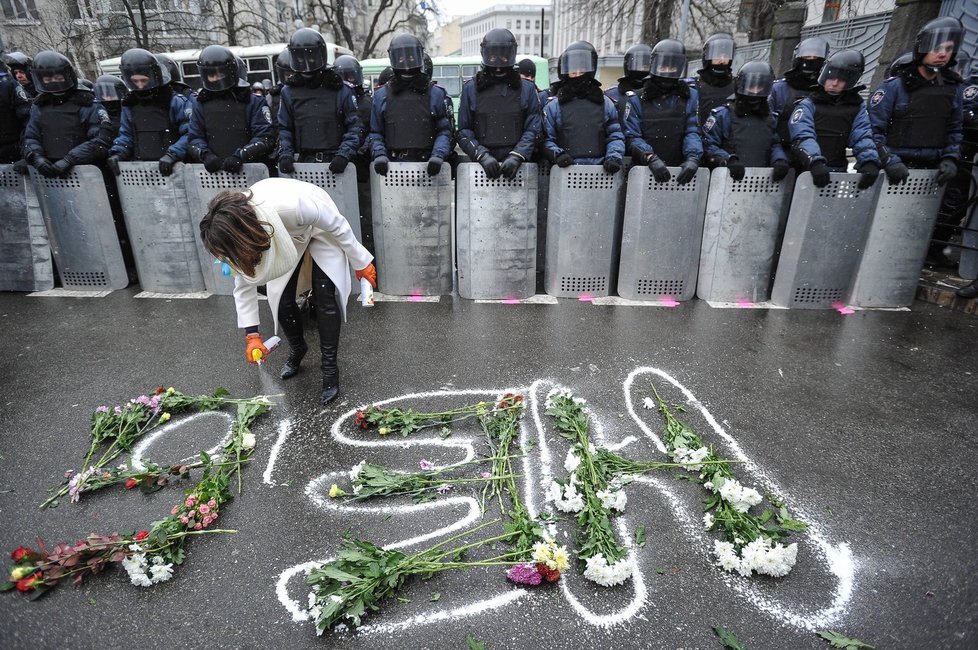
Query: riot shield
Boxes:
[
  {"xmin": 287, "ymin": 164, "xmax": 362, "ymax": 241},
  {"xmin": 0, "ymin": 164, "xmax": 52, "ymax": 291},
  {"xmin": 456, "ymin": 162, "xmax": 538, "ymax": 299}
]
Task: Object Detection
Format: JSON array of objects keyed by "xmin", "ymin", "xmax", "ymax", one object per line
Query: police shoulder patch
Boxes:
[
  {"xmin": 704, "ymin": 115, "xmax": 716, "ymax": 131},
  {"xmin": 262, "ymin": 105, "xmax": 272, "ymax": 123},
  {"xmin": 790, "ymin": 108, "xmax": 804, "ymax": 124},
  {"xmin": 870, "ymin": 90, "xmax": 885, "ymax": 106},
  {"xmin": 965, "ymin": 85, "xmax": 978, "ymax": 100},
  {"xmin": 185, "ymin": 106, "xmax": 193, "ymax": 118},
  {"xmin": 624, "ymin": 90, "xmax": 636, "ymax": 96},
  {"xmin": 15, "ymin": 85, "xmax": 28, "ymax": 101},
  {"xmin": 97, "ymin": 108, "xmax": 110, "ymax": 122}
]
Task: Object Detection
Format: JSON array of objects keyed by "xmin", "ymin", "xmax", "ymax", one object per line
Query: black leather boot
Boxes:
[
  {"xmin": 957, "ymin": 279, "xmax": 978, "ymax": 299},
  {"xmin": 280, "ymin": 339, "xmax": 308, "ymax": 379},
  {"xmin": 313, "ymin": 265, "xmax": 342, "ymax": 405}
]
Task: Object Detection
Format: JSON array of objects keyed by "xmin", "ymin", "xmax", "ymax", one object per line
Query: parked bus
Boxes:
[
  {"xmin": 98, "ymin": 42, "xmax": 354, "ymax": 90},
  {"xmin": 359, "ymin": 54, "xmax": 551, "ymax": 121}
]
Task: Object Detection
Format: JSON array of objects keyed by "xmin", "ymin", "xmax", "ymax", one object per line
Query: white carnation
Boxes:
[
  {"xmin": 149, "ymin": 562, "xmax": 174, "ymax": 583},
  {"xmin": 596, "ymin": 488, "xmax": 627, "ymax": 512},
  {"xmin": 349, "ymin": 460, "xmax": 366, "ymax": 482},
  {"xmin": 564, "ymin": 448, "xmax": 581, "ymax": 473},
  {"xmin": 583, "ymin": 553, "xmax": 632, "ymax": 587}
]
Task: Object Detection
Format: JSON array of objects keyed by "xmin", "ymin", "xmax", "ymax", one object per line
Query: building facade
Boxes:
[{"xmin": 460, "ymin": 4, "xmax": 552, "ymax": 58}]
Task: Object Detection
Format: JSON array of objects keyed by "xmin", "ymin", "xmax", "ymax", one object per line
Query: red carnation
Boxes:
[
  {"xmin": 15, "ymin": 571, "xmax": 43, "ymax": 592},
  {"xmin": 354, "ymin": 410, "xmax": 369, "ymax": 430},
  {"xmin": 124, "ymin": 478, "xmax": 138, "ymax": 490},
  {"xmin": 135, "ymin": 531, "xmax": 149, "ymax": 541},
  {"xmin": 10, "ymin": 546, "xmax": 33, "ymax": 562},
  {"xmin": 155, "ymin": 386, "xmax": 165, "ymax": 395},
  {"xmin": 535, "ymin": 563, "xmax": 561, "ymax": 583}
]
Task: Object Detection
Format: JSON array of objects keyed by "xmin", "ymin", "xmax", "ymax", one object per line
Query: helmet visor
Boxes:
[
  {"xmin": 919, "ymin": 27, "xmax": 962, "ymax": 56},
  {"xmin": 818, "ymin": 63, "xmax": 862, "ymax": 91},
  {"xmin": 703, "ymin": 39, "xmax": 735, "ymax": 64},
  {"xmin": 199, "ymin": 63, "xmax": 236, "ymax": 92},
  {"xmin": 289, "ymin": 46, "xmax": 326, "ymax": 72},
  {"xmin": 650, "ymin": 52, "xmax": 686, "ymax": 79},
  {"xmin": 482, "ymin": 42, "xmax": 517, "ymax": 68},
  {"xmin": 94, "ymin": 80, "xmax": 124, "ymax": 102},
  {"xmin": 559, "ymin": 49, "xmax": 595, "ymax": 76},
  {"xmin": 797, "ymin": 38, "xmax": 829, "ymax": 60},
  {"xmin": 389, "ymin": 42, "xmax": 424, "ymax": 71},
  {"xmin": 33, "ymin": 69, "xmax": 75, "ymax": 94},
  {"xmin": 625, "ymin": 50, "xmax": 652, "ymax": 76},
  {"xmin": 736, "ymin": 69, "xmax": 773, "ymax": 97}
]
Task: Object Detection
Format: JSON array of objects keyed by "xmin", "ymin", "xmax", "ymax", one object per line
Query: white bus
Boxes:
[{"xmin": 98, "ymin": 42, "xmax": 354, "ymax": 89}]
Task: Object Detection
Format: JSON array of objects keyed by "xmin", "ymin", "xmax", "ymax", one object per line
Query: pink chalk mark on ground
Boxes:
[
  {"xmin": 659, "ymin": 297, "xmax": 680, "ymax": 307},
  {"xmin": 408, "ymin": 294, "xmax": 425, "ymax": 302},
  {"xmin": 578, "ymin": 294, "xmax": 594, "ymax": 302},
  {"xmin": 503, "ymin": 297, "xmax": 521, "ymax": 305},
  {"xmin": 736, "ymin": 299, "xmax": 755, "ymax": 308},
  {"xmin": 832, "ymin": 302, "xmax": 855, "ymax": 315}
]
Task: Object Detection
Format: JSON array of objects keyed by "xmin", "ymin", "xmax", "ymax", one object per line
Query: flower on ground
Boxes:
[
  {"xmin": 95, "ymin": 406, "xmax": 109, "ymax": 414},
  {"xmin": 582, "ymin": 553, "xmax": 632, "ymax": 587},
  {"xmin": 10, "ymin": 547, "xmax": 33, "ymax": 562},
  {"xmin": 564, "ymin": 448, "xmax": 581, "ymax": 473},
  {"xmin": 435, "ymin": 484, "xmax": 451, "ymax": 495},
  {"xmin": 715, "ymin": 478, "xmax": 763, "ymax": 513},
  {"xmin": 703, "ymin": 512, "xmax": 714, "ymax": 530},
  {"xmin": 328, "ymin": 484, "xmax": 346, "ymax": 498},
  {"xmin": 349, "ymin": 461, "xmax": 366, "ymax": 482},
  {"xmin": 596, "ymin": 488, "xmax": 627, "ymax": 512},
  {"xmin": 419, "ymin": 459, "xmax": 434, "ymax": 471},
  {"xmin": 10, "ymin": 565, "xmax": 35, "ymax": 581},
  {"xmin": 506, "ymin": 563, "xmax": 543, "ymax": 586},
  {"xmin": 15, "ymin": 571, "xmax": 43, "ymax": 592},
  {"xmin": 241, "ymin": 432, "xmax": 256, "ymax": 450},
  {"xmin": 531, "ymin": 539, "xmax": 571, "ymax": 572},
  {"xmin": 159, "ymin": 412, "xmax": 171, "ymax": 423},
  {"xmin": 547, "ymin": 475, "xmax": 584, "ymax": 513},
  {"xmin": 135, "ymin": 531, "xmax": 149, "ymax": 541},
  {"xmin": 480, "ymin": 471, "xmax": 492, "ymax": 479},
  {"xmin": 642, "ymin": 396, "xmax": 655, "ymax": 410},
  {"xmin": 124, "ymin": 478, "xmax": 138, "ymax": 490},
  {"xmin": 671, "ymin": 445, "xmax": 710, "ymax": 472}
]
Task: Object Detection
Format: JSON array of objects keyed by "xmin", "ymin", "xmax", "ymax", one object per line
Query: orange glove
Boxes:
[
  {"xmin": 356, "ymin": 263, "xmax": 377, "ymax": 289},
  {"xmin": 245, "ymin": 333, "xmax": 268, "ymax": 364}
]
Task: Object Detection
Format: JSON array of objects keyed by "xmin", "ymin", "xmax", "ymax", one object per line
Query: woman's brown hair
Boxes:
[{"xmin": 198, "ymin": 190, "xmax": 273, "ymax": 277}]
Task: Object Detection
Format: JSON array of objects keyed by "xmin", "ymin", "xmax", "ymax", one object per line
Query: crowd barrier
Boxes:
[{"xmin": 1, "ymin": 161, "xmax": 948, "ymax": 309}]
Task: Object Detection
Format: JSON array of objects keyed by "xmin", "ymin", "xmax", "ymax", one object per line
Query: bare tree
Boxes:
[
  {"xmin": 203, "ymin": 0, "xmax": 278, "ymax": 46},
  {"xmin": 303, "ymin": 0, "xmax": 438, "ymax": 59}
]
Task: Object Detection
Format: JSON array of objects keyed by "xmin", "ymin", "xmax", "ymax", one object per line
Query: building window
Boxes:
[
  {"xmin": 535, "ymin": 20, "xmax": 540, "ymax": 29},
  {"xmin": 506, "ymin": 20, "xmax": 511, "ymax": 29},
  {"xmin": 544, "ymin": 20, "xmax": 549, "ymax": 30},
  {"xmin": 822, "ymin": 1, "xmax": 840, "ymax": 21},
  {"xmin": 1, "ymin": 0, "xmax": 39, "ymax": 20},
  {"xmin": 516, "ymin": 19, "xmax": 521, "ymax": 29},
  {"xmin": 534, "ymin": 34, "xmax": 539, "ymax": 46},
  {"xmin": 524, "ymin": 35, "xmax": 531, "ymax": 49}
]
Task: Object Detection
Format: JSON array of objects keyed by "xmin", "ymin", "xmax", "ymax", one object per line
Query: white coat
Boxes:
[{"xmin": 231, "ymin": 177, "xmax": 373, "ymax": 334}]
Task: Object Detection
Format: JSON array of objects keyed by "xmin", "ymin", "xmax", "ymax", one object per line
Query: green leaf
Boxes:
[
  {"xmin": 816, "ymin": 630, "xmax": 875, "ymax": 649},
  {"xmin": 0, "ymin": 581, "xmax": 15, "ymax": 592},
  {"xmin": 635, "ymin": 526, "xmax": 646, "ymax": 547},
  {"xmin": 87, "ymin": 597, "xmax": 97, "ymax": 605},
  {"xmin": 655, "ymin": 568, "xmax": 666, "ymax": 575},
  {"xmin": 467, "ymin": 636, "xmax": 487, "ymax": 650},
  {"xmin": 430, "ymin": 592, "xmax": 441, "ymax": 602},
  {"xmin": 438, "ymin": 427, "xmax": 452, "ymax": 439},
  {"xmin": 396, "ymin": 596, "xmax": 411, "ymax": 603},
  {"xmin": 713, "ymin": 626, "xmax": 748, "ymax": 650}
]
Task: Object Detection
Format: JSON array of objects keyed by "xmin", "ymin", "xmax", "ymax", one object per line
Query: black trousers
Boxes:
[{"xmin": 277, "ymin": 257, "xmax": 341, "ymax": 381}]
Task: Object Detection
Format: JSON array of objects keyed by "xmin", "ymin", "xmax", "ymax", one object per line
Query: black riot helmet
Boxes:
[
  {"xmin": 817, "ymin": 49, "xmax": 864, "ymax": 93},
  {"xmin": 702, "ymin": 32, "xmax": 736, "ymax": 73},
  {"xmin": 376, "ymin": 66, "xmax": 394, "ymax": 87},
  {"xmin": 120, "ymin": 48, "xmax": 171, "ymax": 91},
  {"xmin": 31, "ymin": 51, "xmax": 78, "ymax": 94},
  {"xmin": 334, "ymin": 54, "xmax": 363, "ymax": 86},
  {"xmin": 289, "ymin": 27, "xmax": 328, "ymax": 72},
  {"xmin": 623, "ymin": 44, "xmax": 653, "ymax": 80},
  {"xmin": 251, "ymin": 81, "xmax": 264, "ymax": 94},
  {"xmin": 888, "ymin": 50, "xmax": 914, "ymax": 77},
  {"xmin": 735, "ymin": 61, "xmax": 774, "ymax": 97},
  {"xmin": 558, "ymin": 41, "xmax": 598, "ymax": 80},
  {"xmin": 793, "ymin": 37, "xmax": 829, "ymax": 76},
  {"xmin": 197, "ymin": 45, "xmax": 238, "ymax": 92},
  {"xmin": 481, "ymin": 28, "xmax": 518, "ymax": 71},
  {"xmin": 388, "ymin": 33, "xmax": 425, "ymax": 72},
  {"xmin": 94, "ymin": 74, "xmax": 128, "ymax": 103},
  {"xmin": 233, "ymin": 55, "xmax": 250, "ymax": 87},
  {"xmin": 78, "ymin": 78, "xmax": 94, "ymax": 90},
  {"xmin": 914, "ymin": 16, "xmax": 963, "ymax": 67},
  {"xmin": 155, "ymin": 54, "xmax": 182, "ymax": 83},
  {"xmin": 649, "ymin": 39, "xmax": 686, "ymax": 79},
  {"xmin": 275, "ymin": 47, "xmax": 293, "ymax": 84},
  {"xmin": 2, "ymin": 51, "xmax": 32, "ymax": 74}
]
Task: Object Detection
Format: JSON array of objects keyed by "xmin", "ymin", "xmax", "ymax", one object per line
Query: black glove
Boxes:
[
  {"xmin": 555, "ymin": 152, "xmax": 574, "ymax": 168},
  {"xmin": 676, "ymin": 160, "xmax": 698, "ymax": 185},
  {"xmin": 278, "ymin": 155, "xmax": 295, "ymax": 174},
  {"xmin": 770, "ymin": 159, "xmax": 790, "ymax": 182},
  {"xmin": 936, "ymin": 158, "xmax": 957, "ymax": 185},
  {"xmin": 329, "ymin": 155, "xmax": 349, "ymax": 174},
  {"xmin": 809, "ymin": 160, "xmax": 830, "ymax": 188},
  {"xmin": 222, "ymin": 155, "xmax": 243, "ymax": 173},
  {"xmin": 884, "ymin": 161, "xmax": 909, "ymax": 185},
  {"xmin": 499, "ymin": 155, "xmax": 522, "ymax": 180},
  {"xmin": 12, "ymin": 159, "xmax": 29, "ymax": 175},
  {"xmin": 602, "ymin": 157, "xmax": 622, "ymax": 174},
  {"xmin": 374, "ymin": 156, "xmax": 389, "ymax": 176},
  {"xmin": 158, "ymin": 154, "xmax": 176, "ymax": 177},
  {"xmin": 426, "ymin": 156, "xmax": 443, "ymax": 176},
  {"xmin": 106, "ymin": 155, "xmax": 121, "ymax": 176},
  {"xmin": 478, "ymin": 153, "xmax": 501, "ymax": 178},
  {"xmin": 857, "ymin": 161, "xmax": 880, "ymax": 190},
  {"xmin": 52, "ymin": 158, "xmax": 72, "ymax": 177},
  {"xmin": 33, "ymin": 156, "xmax": 58, "ymax": 178},
  {"xmin": 203, "ymin": 152, "xmax": 223, "ymax": 174},
  {"xmin": 648, "ymin": 157, "xmax": 671, "ymax": 183},
  {"xmin": 726, "ymin": 155, "xmax": 746, "ymax": 181}
]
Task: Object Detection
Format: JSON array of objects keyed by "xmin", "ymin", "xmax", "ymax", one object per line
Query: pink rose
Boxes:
[
  {"xmin": 193, "ymin": 523, "xmax": 202, "ymax": 530},
  {"xmin": 199, "ymin": 504, "xmax": 210, "ymax": 514},
  {"xmin": 187, "ymin": 510, "xmax": 195, "ymax": 518},
  {"xmin": 207, "ymin": 499, "xmax": 217, "ymax": 508},
  {"xmin": 179, "ymin": 515, "xmax": 189, "ymax": 524},
  {"xmin": 171, "ymin": 506, "xmax": 179, "ymax": 515}
]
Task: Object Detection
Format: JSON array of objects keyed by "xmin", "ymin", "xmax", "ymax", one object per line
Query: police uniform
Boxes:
[
  {"xmin": 0, "ymin": 70, "xmax": 31, "ymax": 163},
  {"xmin": 188, "ymin": 88, "xmax": 275, "ymax": 166},
  {"xmin": 110, "ymin": 86, "xmax": 191, "ymax": 162},
  {"xmin": 277, "ymin": 71, "xmax": 361, "ymax": 164},
  {"xmin": 787, "ymin": 90, "xmax": 879, "ymax": 172},
  {"xmin": 23, "ymin": 85, "xmax": 111, "ymax": 173},
  {"xmin": 622, "ymin": 81, "xmax": 702, "ymax": 167},
  {"xmin": 368, "ymin": 78, "xmax": 454, "ymax": 163},
  {"xmin": 543, "ymin": 82, "xmax": 625, "ymax": 165},
  {"xmin": 702, "ymin": 104, "xmax": 787, "ymax": 167},
  {"xmin": 688, "ymin": 70, "xmax": 735, "ymax": 127},
  {"xmin": 457, "ymin": 70, "xmax": 542, "ymax": 164}
]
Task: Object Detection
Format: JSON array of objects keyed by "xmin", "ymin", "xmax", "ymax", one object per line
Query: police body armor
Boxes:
[
  {"xmin": 290, "ymin": 85, "xmax": 343, "ymax": 153},
  {"xmin": 812, "ymin": 101, "xmax": 861, "ymax": 169},
  {"xmin": 886, "ymin": 82, "xmax": 955, "ymax": 152},
  {"xmin": 384, "ymin": 86, "xmax": 435, "ymax": 153},
  {"xmin": 640, "ymin": 96, "xmax": 686, "ymax": 165},
  {"xmin": 132, "ymin": 99, "xmax": 176, "ymax": 160},
  {"xmin": 777, "ymin": 86, "xmax": 809, "ymax": 149},
  {"xmin": 698, "ymin": 79, "xmax": 734, "ymax": 125},
  {"xmin": 729, "ymin": 112, "xmax": 773, "ymax": 167},
  {"xmin": 0, "ymin": 93, "xmax": 21, "ymax": 146},
  {"xmin": 201, "ymin": 95, "xmax": 250, "ymax": 158},
  {"xmin": 475, "ymin": 84, "xmax": 522, "ymax": 149},
  {"xmin": 557, "ymin": 99, "xmax": 605, "ymax": 158},
  {"xmin": 39, "ymin": 100, "xmax": 86, "ymax": 160}
]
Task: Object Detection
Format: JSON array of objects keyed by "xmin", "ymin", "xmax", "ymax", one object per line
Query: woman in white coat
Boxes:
[{"xmin": 199, "ymin": 177, "xmax": 376, "ymax": 404}]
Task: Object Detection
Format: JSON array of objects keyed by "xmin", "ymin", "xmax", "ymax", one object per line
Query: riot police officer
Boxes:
[
  {"xmin": 375, "ymin": 66, "xmax": 394, "ymax": 90},
  {"xmin": 0, "ymin": 56, "xmax": 31, "ymax": 163},
  {"xmin": 769, "ymin": 37, "xmax": 829, "ymax": 149},
  {"xmin": 188, "ymin": 45, "xmax": 274, "ymax": 174},
  {"xmin": 251, "ymin": 81, "xmax": 265, "ymax": 97},
  {"xmin": 22, "ymin": 51, "xmax": 111, "ymax": 177},
  {"xmin": 93, "ymin": 74, "xmax": 128, "ymax": 140},
  {"xmin": 277, "ymin": 28, "xmax": 361, "ymax": 176},
  {"xmin": 605, "ymin": 44, "xmax": 652, "ymax": 118},
  {"xmin": 702, "ymin": 61, "xmax": 789, "ymax": 181},
  {"xmin": 868, "ymin": 17, "xmax": 964, "ymax": 187},
  {"xmin": 106, "ymin": 48, "xmax": 191, "ymax": 178},
  {"xmin": 266, "ymin": 49, "xmax": 291, "ymax": 131},
  {"xmin": 621, "ymin": 39, "xmax": 701, "ymax": 184},
  {"xmin": 457, "ymin": 28, "xmax": 542, "ymax": 179},
  {"xmin": 787, "ymin": 50, "xmax": 880, "ymax": 189},
  {"xmin": 368, "ymin": 33, "xmax": 454, "ymax": 176},
  {"xmin": 690, "ymin": 32, "xmax": 736, "ymax": 125},
  {"xmin": 2, "ymin": 52, "xmax": 36, "ymax": 100},
  {"xmin": 541, "ymin": 41, "xmax": 624, "ymax": 174},
  {"xmin": 334, "ymin": 53, "xmax": 375, "ymax": 250},
  {"xmin": 156, "ymin": 54, "xmax": 194, "ymax": 98}
]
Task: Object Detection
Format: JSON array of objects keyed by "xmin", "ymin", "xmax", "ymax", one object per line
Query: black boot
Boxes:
[
  {"xmin": 957, "ymin": 279, "xmax": 978, "ymax": 299},
  {"xmin": 280, "ymin": 339, "xmax": 308, "ymax": 379},
  {"xmin": 313, "ymin": 264, "xmax": 342, "ymax": 405}
]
